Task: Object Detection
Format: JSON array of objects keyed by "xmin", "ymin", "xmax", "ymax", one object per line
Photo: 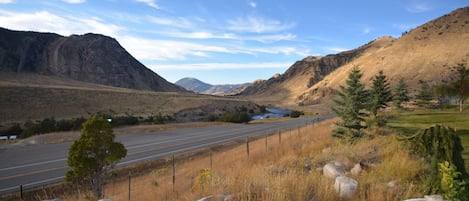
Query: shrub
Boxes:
[
  {"xmin": 0, "ymin": 123, "xmax": 23, "ymax": 137},
  {"xmin": 439, "ymin": 161, "xmax": 469, "ymax": 201},
  {"xmin": 221, "ymin": 111, "xmax": 251, "ymax": 123},
  {"xmin": 290, "ymin": 110, "xmax": 303, "ymax": 118}
]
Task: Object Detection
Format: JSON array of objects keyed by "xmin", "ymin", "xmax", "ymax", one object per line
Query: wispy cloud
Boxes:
[
  {"xmin": 147, "ymin": 16, "xmax": 194, "ymax": 29},
  {"xmin": 157, "ymin": 30, "xmax": 295, "ymax": 43},
  {"xmin": 61, "ymin": 0, "xmax": 86, "ymax": 4},
  {"xmin": 152, "ymin": 62, "xmax": 292, "ymax": 70},
  {"xmin": 0, "ymin": 0, "xmax": 13, "ymax": 4},
  {"xmin": 119, "ymin": 36, "xmax": 234, "ymax": 61},
  {"xmin": 227, "ymin": 16, "xmax": 295, "ymax": 33},
  {"xmin": 135, "ymin": 0, "xmax": 159, "ymax": 9},
  {"xmin": 362, "ymin": 27, "xmax": 371, "ymax": 34},
  {"xmin": 325, "ymin": 47, "xmax": 349, "ymax": 53},
  {"xmin": 248, "ymin": 1, "xmax": 256, "ymax": 8},
  {"xmin": 0, "ymin": 10, "xmax": 123, "ymax": 37},
  {"xmin": 405, "ymin": 1, "xmax": 434, "ymax": 13},
  {"xmin": 393, "ymin": 23, "xmax": 418, "ymax": 31}
]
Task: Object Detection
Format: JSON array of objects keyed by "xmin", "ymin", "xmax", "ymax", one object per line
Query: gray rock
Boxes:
[
  {"xmin": 334, "ymin": 176, "xmax": 358, "ymax": 199},
  {"xmin": 424, "ymin": 195, "xmax": 444, "ymax": 201},
  {"xmin": 350, "ymin": 163, "xmax": 362, "ymax": 175},
  {"xmin": 197, "ymin": 194, "xmax": 233, "ymax": 201},
  {"xmin": 323, "ymin": 163, "xmax": 345, "ymax": 179}
]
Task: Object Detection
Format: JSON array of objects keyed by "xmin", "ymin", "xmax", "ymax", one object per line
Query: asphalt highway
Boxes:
[{"xmin": 0, "ymin": 114, "xmax": 333, "ymax": 195}]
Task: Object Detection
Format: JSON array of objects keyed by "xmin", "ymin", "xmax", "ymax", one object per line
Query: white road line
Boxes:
[{"xmin": 0, "ymin": 158, "xmax": 67, "ymax": 172}]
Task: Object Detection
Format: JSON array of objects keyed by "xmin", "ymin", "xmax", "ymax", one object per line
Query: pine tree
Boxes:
[
  {"xmin": 393, "ymin": 78, "xmax": 411, "ymax": 108},
  {"xmin": 369, "ymin": 70, "xmax": 392, "ymax": 117},
  {"xmin": 416, "ymin": 80, "xmax": 433, "ymax": 107},
  {"xmin": 66, "ymin": 116, "xmax": 127, "ymax": 199},
  {"xmin": 332, "ymin": 66, "xmax": 368, "ymax": 142}
]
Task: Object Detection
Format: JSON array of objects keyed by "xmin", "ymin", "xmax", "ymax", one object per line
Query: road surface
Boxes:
[{"xmin": 0, "ymin": 114, "xmax": 333, "ymax": 195}]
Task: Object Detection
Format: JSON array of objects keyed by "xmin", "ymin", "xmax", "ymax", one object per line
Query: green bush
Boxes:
[
  {"xmin": 398, "ymin": 124, "xmax": 468, "ymax": 194},
  {"xmin": 0, "ymin": 123, "xmax": 23, "ymax": 137},
  {"xmin": 290, "ymin": 110, "xmax": 303, "ymax": 118},
  {"xmin": 221, "ymin": 111, "xmax": 251, "ymax": 123}
]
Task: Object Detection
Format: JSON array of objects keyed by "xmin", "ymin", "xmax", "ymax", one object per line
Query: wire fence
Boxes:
[{"xmin": 9, "ymin": 117, "xmax": 324, "ymax": 201}]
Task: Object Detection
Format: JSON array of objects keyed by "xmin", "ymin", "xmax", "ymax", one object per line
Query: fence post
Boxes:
[
  {"xmin": 172, "ymin": 155, "xmax": 175, "ymax": 192},
  {"xmin": 278, "ymin": 130, "xmax": 282, "ymax": 144},
  {"xmin": 265, "ymin": 134, "xmax": 268, "ymax": 153},
  {"xmin": 128, "ymin": 172, "xmax": 131, "ymax": 201},
  {"xmin": 246, "ymin": 137, "xmax": 250, "ymax": 157},
  {"xmin": 20, "ymin": 184, "xmax": 23, "ymax": 200}
]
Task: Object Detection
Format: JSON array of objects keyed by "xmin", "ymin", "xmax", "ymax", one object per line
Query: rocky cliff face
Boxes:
[
  {"xmin": 0, "ymin": 28, "xmax": 184, "ymax": 92},
  {"xmin": 239, "ymin": 44, "xmax": 365, "ymax": 97}
]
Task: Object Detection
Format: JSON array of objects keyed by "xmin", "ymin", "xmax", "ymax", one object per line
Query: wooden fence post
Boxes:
[
  {"xmin": 172, "ymin": 155, "xmax": 175, "ymax": 192},
  {"xmin": 278, "ymin": 130, "xmax": 282, "ymax": 144},
  {"xmin": 246, "ymin": 137, "xmax": 250, "ymax": 157},
  {"xmin": 128, "ymin": 172, "xmax": 131, "ymax": 201}
]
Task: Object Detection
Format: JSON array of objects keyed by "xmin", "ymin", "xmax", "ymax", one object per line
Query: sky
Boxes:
[{"xmin": 0, "ymin": 0, "xmax": 467, "ymax": 85}]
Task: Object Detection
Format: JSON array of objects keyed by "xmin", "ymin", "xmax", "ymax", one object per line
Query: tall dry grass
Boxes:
[{"xmin": 42, "ymin": 118, "xmax": 428, "ymax": 201}]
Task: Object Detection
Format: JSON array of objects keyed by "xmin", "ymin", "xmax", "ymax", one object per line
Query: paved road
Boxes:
[{"xmin": 0, "ymin": 114, "xmax": 333, "ymax": 195}]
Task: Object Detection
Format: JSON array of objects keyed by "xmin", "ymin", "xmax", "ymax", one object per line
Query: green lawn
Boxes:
[{"xmin": 387, "ymin": 108, "xmax": 469, "ymax": 172}]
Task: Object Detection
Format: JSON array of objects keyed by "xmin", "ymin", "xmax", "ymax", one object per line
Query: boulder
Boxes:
[
  {"xmin": 323, "ymin": 163, "xmax": 345, "ymax": 179},
  {"xmin": 197, "ymin": 194, "xmax": 233, "ymax": 201},
  {"xmin": 350, "ymin": 163, "xmax": 362, "ymax": 175},
  {"xmin": 423, "ymin": 195, "xmax": 444, "ymax": 201},
  {"xmin": 334, "ymin": 176, "xmax": 358, "ymax": 199},
  {"xmin": 401, "ymin": 195, "xmax": 443, "ymax": 201}
]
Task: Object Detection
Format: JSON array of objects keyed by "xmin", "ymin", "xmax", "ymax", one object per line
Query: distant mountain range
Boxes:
[
  {"xmin": 175, "ymin": 77, "xmax": 250, "ymax": 95},
  {"xmin": 239, "ymin": 7, "xmax": 469, "ymax": 106},
  {"xmin": 0, "ymin": 27, "xmax": 184, "ymax": 92}
]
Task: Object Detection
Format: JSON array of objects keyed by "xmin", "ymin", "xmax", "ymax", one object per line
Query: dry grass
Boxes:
[
  {"xmin": 35, "ymin": 118, "xmax": 429, "ymax": 201},
  {"xmin": 0, "ymin": 74, "xmax": 258, "ymax": 125}
]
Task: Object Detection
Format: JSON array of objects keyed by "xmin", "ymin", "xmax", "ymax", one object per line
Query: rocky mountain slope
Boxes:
[
  {"xmin": 239, "ymin": 7, "xmax": 469, "ymax": 106},
  {"xmin": 0, "ymin": 28, "xmax": 184, "ymax": 92},
  {"xmin": 176, "ymin": 77, "xmax": 250, "ymax": 95}
]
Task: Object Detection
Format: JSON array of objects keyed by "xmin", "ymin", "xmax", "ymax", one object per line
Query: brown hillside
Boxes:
[
  {"xmin": 0, "ymin": 74, "xmax": 259, "ymax": 125},
  {"xmin": 241, "ymin": 7, "xmax": 469, "ymax": 106}
]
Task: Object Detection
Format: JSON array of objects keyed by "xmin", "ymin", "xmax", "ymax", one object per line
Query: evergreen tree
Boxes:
[
  {"xmin": 416, "ymin": 80, "xmax": 433, "ymax": 106},
  {"xmin": 332, "ymin": 66, "xmax": 368, "ymax": 142},
  {"xmin": 66, "ymin": 116, "xmax": 127, "ymax": 199},
  {"xmin": 393, "ymin": 78, "xmax": 411, "ymax": 108},
  {"xmin": 369, "ymin": 70, "xmax": 392, "ymax": 117},
  {"xmin": 453, "ymin": 63, "xmax": 469, "ymax": 112}
]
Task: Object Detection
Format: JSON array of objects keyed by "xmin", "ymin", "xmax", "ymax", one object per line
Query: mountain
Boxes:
[
  {"xmin": 176, "ymin": 77, "xmax": 250, "ymax": 95},
  {"xmin": 239, "ymin": 7, "xmax": 469, "ymax": 106},
  {"xmin": 0, "ymin": 27, "xmax": 184, "ymax": 92}
]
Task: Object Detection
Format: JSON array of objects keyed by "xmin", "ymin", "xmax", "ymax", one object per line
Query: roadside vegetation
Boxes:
[{"xmin": 3, "ymin": 64, "xmax": 468, "ymax": 200}]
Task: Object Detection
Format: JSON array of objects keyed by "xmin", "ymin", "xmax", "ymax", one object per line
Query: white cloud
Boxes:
[
  {"xmin": 157, "ymin": 30, "xmax": 295, "ymax": 43},
  {"xmin": 248, "ymin": 1, "xmax": 256, "ymax": 8},
  {"xmin": 393, "ymin": 23, "xmax": 418, "ymax": 32},
  {"xmin": 0, "ymin": 10, "xmax": 123, "ymax": 37},
  {"xmin": 61, "ymin": 0, "xmax": 86, "ymax": 4},
  {"xmin": 119, "ymin": 36, "xmax": 234, "ymax": 61},
  {"xmin": 362, "ymin": 27, "xmax": 371, "ymax": 34},
  {"xmin": 135, "ymin": 0, "xmax": 159, "ymax": 9},
  {"xmin": 0, "ymin": 0, "xmax": 13, "ymax": 4},
  {"xmin": 405, "ymin": 1, "xmax": 434, "ymax": 13},
  {"xmin": 147, "ymin": 16, "xmax": 193, "ymax": 29},
  {"xmin": 325, "ymin": 47, "xmax": 349, "ymax": 53},
  {"xmin": 227, "ymin": 16, "xmax": 295, "ymax": 33},
  {"xmin": 152, "ymin": 62, "xmax": 292, "ymax": 70}
]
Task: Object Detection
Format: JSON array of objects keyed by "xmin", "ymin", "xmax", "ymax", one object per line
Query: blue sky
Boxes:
[{"xmin": 0, "ymin": 0, "xmax": 467, "ymax": 84}]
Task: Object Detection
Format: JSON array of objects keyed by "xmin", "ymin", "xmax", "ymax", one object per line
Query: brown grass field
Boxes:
[
  {"xmin": 24, "ymin": 118, "xmax": 430, "ymax": 201},
  {"xmin": 0, "ymin": 73, "xmax": 259, "ymax": 125}
]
